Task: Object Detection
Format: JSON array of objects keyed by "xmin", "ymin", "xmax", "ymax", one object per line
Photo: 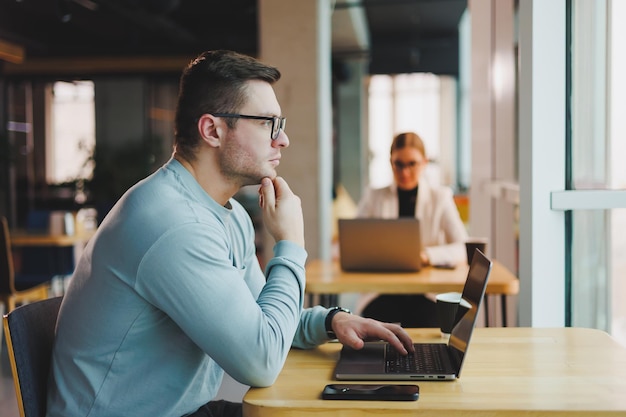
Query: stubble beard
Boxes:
[{"xmin": 220, "ymin": 139, "xmax": 276, "ymax": 187}]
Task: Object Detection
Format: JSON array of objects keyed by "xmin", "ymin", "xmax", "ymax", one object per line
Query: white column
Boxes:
[
  {"xmin": 518, "ymin": 0, "xmax": 566, "ymax": 326},
  {"xmin": 469, "ymin": 0, "xmax": 495, "ymax": 242},
  {"xmin": 258, "ymin": 0, "xmax": 333, "ymax": 262},
  {"xmin": 469, "ymin": 0, "xmax": 523, "ymax": 326},
  {"xmin": 492, "ymin": 0, "xmax": 517, "ymax": 275}
]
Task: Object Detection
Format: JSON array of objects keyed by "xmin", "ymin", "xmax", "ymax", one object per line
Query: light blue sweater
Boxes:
[{"xmin": 46, "ymin": 159, "xmax": 329, "ymax": 417}]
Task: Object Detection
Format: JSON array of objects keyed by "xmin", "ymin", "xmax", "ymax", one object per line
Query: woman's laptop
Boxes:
[
  {"xmin": 338, "ymin": 218, "xmax": 422, "ymax": 272},
  {"xmin": 333, "ymin": 249, "xmax": 492, "ymax": 381}
]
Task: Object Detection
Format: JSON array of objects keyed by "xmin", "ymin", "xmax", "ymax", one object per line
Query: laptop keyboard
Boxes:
[{"xmin": 385, "ymin": 343, "xmax": 448, "ymax": 373}]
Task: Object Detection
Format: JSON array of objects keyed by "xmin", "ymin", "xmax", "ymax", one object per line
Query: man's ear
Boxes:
[{"xmin": 198, "ymin": 114, "xmax": 223, "ymax": 147}]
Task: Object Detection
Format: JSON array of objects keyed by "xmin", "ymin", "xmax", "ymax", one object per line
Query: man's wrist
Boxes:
[{"xmin": 325, "ymin": 307, "xmax": 351, "ymax": 339}]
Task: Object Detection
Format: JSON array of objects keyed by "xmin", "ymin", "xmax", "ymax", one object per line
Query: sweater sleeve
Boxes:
[
  {"xmin": 135, "ymin": 223, "xmax": 307, "ymax": 387},
  {"xmin": 292, "ymin": 305, "xmax": 331, "ymax": 349}
]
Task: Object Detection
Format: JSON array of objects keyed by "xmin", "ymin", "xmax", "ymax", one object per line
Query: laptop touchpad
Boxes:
[{"xmin": 335, "ymin": 344, "xmax": 386, "ymax": 375}]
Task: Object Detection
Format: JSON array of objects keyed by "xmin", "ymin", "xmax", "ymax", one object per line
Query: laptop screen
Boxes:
[
  {"xmin": 338, "ymin": 218, "xmax": 422, "ymax": 272},
  {"xmin": 448, "ymin": 249, "xmax": 492, "ymax": 374}
]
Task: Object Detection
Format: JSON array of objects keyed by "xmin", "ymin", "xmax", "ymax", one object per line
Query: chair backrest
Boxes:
[
  {"xmin": 3, "ymin": 296, "xmax": 63, "ymax": 417},
  {"xmin": 0, "ymin": 216, "xmax": 16, "ymax": 295}
]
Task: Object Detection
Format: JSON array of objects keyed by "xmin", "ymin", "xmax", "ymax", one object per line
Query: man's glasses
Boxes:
[{"xmin": 212, "ymin": 113, "xmax": 286, "ymax": 140}]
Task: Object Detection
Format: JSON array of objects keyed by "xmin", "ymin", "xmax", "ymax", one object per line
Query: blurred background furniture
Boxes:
[
  {"xmin": 2, "ymin": 296, "xmax": 63, "ymax": 417},
  {"xmin": 12, "ymin": 211, "xmax": 75, "ymax": 289},
  {"xmin": 8, "ymin": 209, "xmax": 96, "ymax": 298},
  {"xmin": 0, "ymin": 216, "xmax": 49, "ymax": 313}
]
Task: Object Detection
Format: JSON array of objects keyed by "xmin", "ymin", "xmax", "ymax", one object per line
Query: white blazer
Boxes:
[{"xmin": 357, "ymin": 179, "xmax": 468, "ymax": 266}]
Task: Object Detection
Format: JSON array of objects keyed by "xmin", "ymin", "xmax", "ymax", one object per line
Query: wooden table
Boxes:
[
  {"xmin": 10, "ymin": 231, "xmax": 95, "ymax": 285},
  {"xmin": 243, "ymin": 327, "xmax": 626, "ymax": 416},
  {"xmin": 10, "ymin": 230, "xmax": 94, "ymax": 247},
  {"xmin": 305, "ymin": 259, "xmax": 519, "ymax": 325}
]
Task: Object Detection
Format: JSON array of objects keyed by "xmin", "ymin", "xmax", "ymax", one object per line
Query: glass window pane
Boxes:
[
  {"xmin": 612, "ymin": 208, "xmax": 626, "ymax": 345},
  {"xmin": 368, "ymin": 75, "xmax": 394, "ymax": 188},
  {"xmin": 569, "ymin": 0, "xmax": 626, "ymax": 346},
  {"xmin": 570, "ymin": 0, "xmax": 607, "ymax": 190},
  {"xmin": 48, "ymin": 81, "xmax": 95, "ymax": 184},
  {"xmin": 609, "ymin": 0, "xmax": 626, "ymax": 346},
  {"xmin": 570, "ymin": 210, "xmax": 609, "ymax": 329},
  {"xmin": 367, "ymin": 73, "xmax": 452, "ymax": 189}
]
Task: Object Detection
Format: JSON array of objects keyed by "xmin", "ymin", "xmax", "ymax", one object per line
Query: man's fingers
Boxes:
[
  {"xmin": 271, "ymin": 176, "xmax": 291, "ymax": 200},
  {"xmin": 259, "ymin": 177, "xmax": 275, "ymax": 210},
  {"xmin": 385, "ymin": 324, "xmax": 415, "ymax": 354},
  {"xmin": 373, "ymin": 323, "xmax": 414, "ymax": 354},
  {"xmin": 366, "ymin": 326, "xmax": 408, "ymax": 355}
]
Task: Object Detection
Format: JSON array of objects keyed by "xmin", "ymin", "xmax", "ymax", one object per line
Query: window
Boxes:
[
  {"xmin": 568, "ymin": 0, "xmax": 626, "ymax": 345},
  {"xmin": 46, "ymin": 81, "xmax": 95, "ymax": 185},
  {"xmin": 367, "ymin": 73, "xmax": 456, "ymax": 190}
]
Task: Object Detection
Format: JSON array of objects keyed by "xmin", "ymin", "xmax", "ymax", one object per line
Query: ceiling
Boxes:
[{"xmin": 0, "ymin": 0, "xmax": 466, "ymax": 76}]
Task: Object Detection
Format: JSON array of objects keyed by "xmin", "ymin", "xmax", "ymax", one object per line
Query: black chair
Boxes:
[
  {"xmin": 3, "ymin": 296, "xmax": 63, "ymax": 417},
  {"xmin": 360, "ymin": 294, "xmax": 440, "ymax": 328}
]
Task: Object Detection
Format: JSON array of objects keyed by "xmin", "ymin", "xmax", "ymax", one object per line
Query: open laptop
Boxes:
[
  {"xmin": 333, "ymin": 248, "xmax": 492, "ymax": 381},
  {"xmin": 338, "ymin": 218, "xmax": 422, "ymax": 272}
]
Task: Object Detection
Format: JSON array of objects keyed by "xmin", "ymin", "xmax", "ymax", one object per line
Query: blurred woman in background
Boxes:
[{"xmin": 356, "ymin": 131, "xmax": 468, "ymax": 327}]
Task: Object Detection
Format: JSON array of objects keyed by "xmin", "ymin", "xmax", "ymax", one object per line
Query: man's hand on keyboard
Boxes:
[{"xmin": 330, "ymin": 313, "xmax": 415, "ymax": 355}]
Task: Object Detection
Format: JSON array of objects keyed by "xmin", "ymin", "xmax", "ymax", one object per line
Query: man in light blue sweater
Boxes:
[{"xmin": 46, "ymin": 50, "xmax": 414, "ymax": 417}]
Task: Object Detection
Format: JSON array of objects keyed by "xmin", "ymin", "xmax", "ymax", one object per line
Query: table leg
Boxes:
[
  {"xmin": 319, "ymin": 294, "xmax": 328, "ymax": 307},
  {"xmin": 483, "ymin": 295, "xmax": 490, "ymax": 327},
  {"xmin": 329, "ymin": 294, "xmax": 338, "ymax": 306},
  {"xmin": 318, "ymin": 294, "xmax": 339, "ymax": 307}
]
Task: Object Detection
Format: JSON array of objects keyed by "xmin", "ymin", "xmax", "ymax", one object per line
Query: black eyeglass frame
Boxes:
[{"xmin": 212, "ymin": 113, "xmax": 286, "ymax": 140}]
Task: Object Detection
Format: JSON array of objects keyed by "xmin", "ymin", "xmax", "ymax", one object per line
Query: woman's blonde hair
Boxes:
[{"xmin": 390, "ymin": 132, "xmax": 426, "ymax": 159}]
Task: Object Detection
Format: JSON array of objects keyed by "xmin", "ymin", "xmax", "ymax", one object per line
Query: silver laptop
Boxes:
[
  {"xmin": 333, "ymin": 249, "xmax": 492, "ymax": 381},
  {"xmin": 338, "ymin": 218, "xmax": 422, "ymax": 272}
]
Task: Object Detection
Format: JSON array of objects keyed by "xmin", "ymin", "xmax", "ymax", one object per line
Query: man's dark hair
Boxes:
[{"xmin": 174, "ymin": 50, "xmax": 281, "ymax": 161}]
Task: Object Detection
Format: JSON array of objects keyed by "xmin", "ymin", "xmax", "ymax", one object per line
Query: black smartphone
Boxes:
[{"xmin": 322, "ymin": 384, "xmax": 419, "ymax": 401}]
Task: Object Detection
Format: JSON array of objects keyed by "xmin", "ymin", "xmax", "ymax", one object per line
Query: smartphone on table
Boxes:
[{"xmin": 322, "ymin": 384, "xmax": 419, "ymax": 401}]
